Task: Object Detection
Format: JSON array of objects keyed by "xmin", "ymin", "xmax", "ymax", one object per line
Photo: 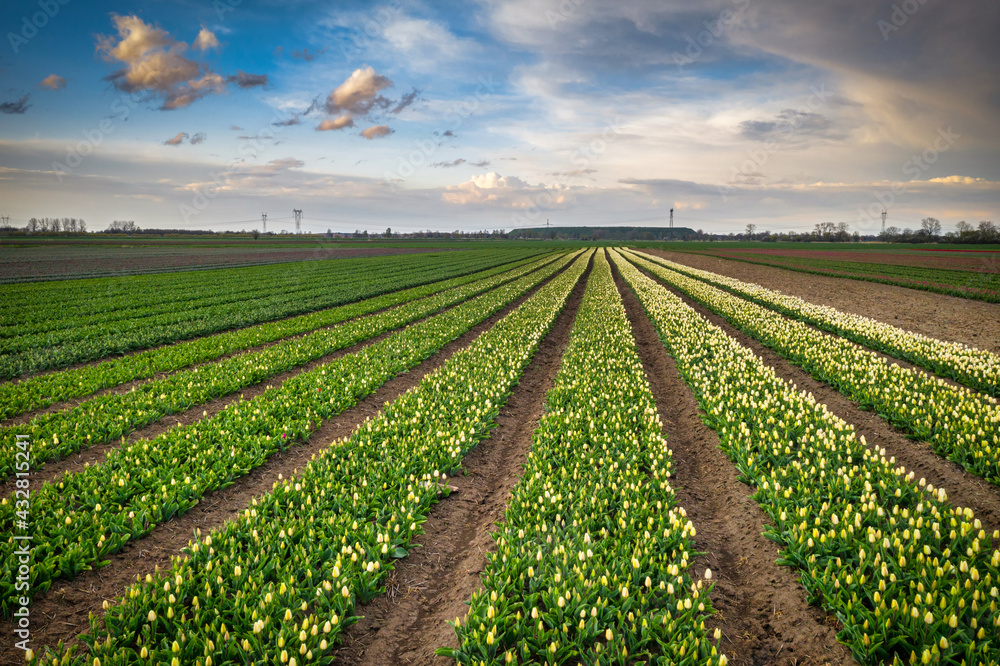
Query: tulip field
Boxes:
[{"xmin": 3, "ymin": 244, "xmax": 1000, "ymax": 665}]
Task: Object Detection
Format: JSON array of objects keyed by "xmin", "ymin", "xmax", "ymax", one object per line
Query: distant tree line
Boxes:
[
  {"xmin": 22, "ymin": 217, "xmax": 87, "ymax": 233},
  {"xmin": 103, "ymin": 220, "xmax": 139, "ymax": 233},
  {"xmin": 2, "ymin": 217, "xmax": 995, "ymax": 244},
  {"xmin": 879, "ymin": 218, "xmax": 998, "ymax": 244}
]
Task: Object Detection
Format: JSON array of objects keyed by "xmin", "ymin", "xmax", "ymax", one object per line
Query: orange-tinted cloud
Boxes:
[
  {"xmin": 325, "ymin": 66, "xmax": 392, "ymax": 116},
  {"xmin": 360, "ymin": 125, "xmax": 393, "ymax": 140},
  {"xmin": 39, "ymin": 74, "xmax": 66, "ymax": 90},
  {"xmin": 317, "ymin": 115, "xmax": 355, "ymax": 131},
  {"xmin": 97, "ymin": 15, "xmax": 263, "ymax": 110}
]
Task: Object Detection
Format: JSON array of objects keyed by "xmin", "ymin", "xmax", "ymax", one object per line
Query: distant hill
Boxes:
[{"xmin": 511, "ymin": 226, "xmax": 697, "ymax": 240}]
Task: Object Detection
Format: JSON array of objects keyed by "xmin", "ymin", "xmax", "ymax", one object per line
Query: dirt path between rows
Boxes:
[
  {"xmin": 644, "ymin": 249, "xmax": 1000, "ymax": 353},
  {"xmin": 611, "ymin": 257, "xmax": 855, "ymax": 666},
  {"xmin": 633, "ymin": 264, "xmax": 1000, "ymax": 549},
  {"xmin": 333, "ymin": 254, "xmax": 592, "ymax": 666},
  {"xmin": 0, "ymin": 261, "xmax": 571, "ymax": 666}
]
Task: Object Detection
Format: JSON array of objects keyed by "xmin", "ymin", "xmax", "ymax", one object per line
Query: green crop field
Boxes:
[{"xmin": 2, "ymin": 245, "xmax": 998, "ymax": 666}]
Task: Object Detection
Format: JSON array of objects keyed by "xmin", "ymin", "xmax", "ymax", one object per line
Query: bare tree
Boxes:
[
  {"xmin": 956, "ymin": 220, "xmax": 973, "ymax": 238},
  {"xmin": 920, "ymin": 217, "xmax": 942, "ymax": 238},
  {"xmin": 745, "ymin": 223, "xmax": 757, "ymax": 239},
  {"xmin": 979, "ymin": 220, "xmax": 1000, "ymax": 243}
]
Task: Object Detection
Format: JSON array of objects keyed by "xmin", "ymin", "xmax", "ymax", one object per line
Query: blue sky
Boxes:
[{"xmin": 0, "ymin": 0, "xmax": 997, "ymax": 234}]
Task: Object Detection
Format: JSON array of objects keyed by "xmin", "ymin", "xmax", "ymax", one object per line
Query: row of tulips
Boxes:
[
  {"xmin": 0, "ymin": 253, "xmax": 554, "ymax": 422},
  {"xmin": 0, "ymin": 251, "xmax": 583, "ymax": 617},
  {"xmin": 0, "ymin": 249, "xmax": 544, "ymax": 378},
  {"xmin": 444, "ymin": 250, "xmax": 724, "ymax": 665},
  {"xmin": 633, "ymin": 251, "xmax": 1000, "ymax": 397},
  {"xmin": 34, "ymin": 250, "xmax": 593, "ymax": 665},
  {"xmin": 0, "ymin": 254, "xmax": 562, "ymax": 480},
  {"xmin": 622, "ymin": 250, "xmax": 1000, "ymax": 488},
  {"xmin": 611, "ymin": 249, "xmax": 1000, "ymax": 664}
]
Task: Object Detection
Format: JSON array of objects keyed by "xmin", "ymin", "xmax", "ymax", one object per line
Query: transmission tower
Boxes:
[
  {"xmin": 669, "ymin": 208, "xmax": 674, "ymax": 229},
  {"xmin": 0, "ymin": 215, "xmax": 10, "ymax": 227},
  {"xmin": 293, "ymin": 209, "xmax": 302, "ymax": 235},
  {"xmin": 881, "ymin": 209, "xmax": 887, "ymax": 233},
  {"xmin": 261, "ymin": 212, "xmax": 267, "ymax": 233}
]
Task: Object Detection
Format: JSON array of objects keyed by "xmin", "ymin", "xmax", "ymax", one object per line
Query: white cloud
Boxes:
[
  {"xmin": 381, "ymin": 17, "xmax": 478, "ymax": 71},
  {"xmin": 193, "ymin": 27, "xmax": 219, "ymax": 51},
  {"xmin": 442, "ymin": 172, "xmax": 574, "ymax": 209}
]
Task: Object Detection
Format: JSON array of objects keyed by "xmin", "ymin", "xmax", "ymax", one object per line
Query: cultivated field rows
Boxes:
[
  {"xmin": 0, "ymin": 252, "xmax": 565, "ymax": 479},
  {"xmin": 0, "ymin": 249, "xmax": 549, "ymax": 378},
  {"xmin": 3, "ymin": 247, "xmax": 999, "ymax": 665}
]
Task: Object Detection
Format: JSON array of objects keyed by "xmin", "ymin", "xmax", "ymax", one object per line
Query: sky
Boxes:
[{"xmin": 0, "ymin": 0, "xmax": 998, "ymax": 235}]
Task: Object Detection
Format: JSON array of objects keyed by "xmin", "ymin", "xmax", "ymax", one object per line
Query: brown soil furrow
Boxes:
[
  {"xmin": 332, "ymin": 254, "xmax": 592, "ymax": 666},
  {"xmin": 634, "ymin": 263, "xmax": 1000, "ymax": 541},
  {"xmin": 0, "ymin": 263, "xmax": 569, "ymax": 666},
  {"xmin": 612, "ymin": 257, "xmax": 856, "ymax": 666},
  {"xmin": 645, "ymin": 249, "xmax": 1000, "ymax": 353}
]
